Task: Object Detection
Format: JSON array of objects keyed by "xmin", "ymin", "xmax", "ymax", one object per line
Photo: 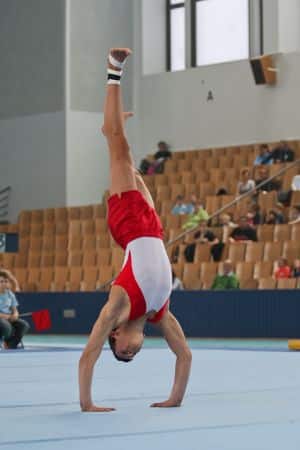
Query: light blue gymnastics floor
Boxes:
[{"xmin": 1, "ymin": 338, "xmax": 300, "ymax": 450}]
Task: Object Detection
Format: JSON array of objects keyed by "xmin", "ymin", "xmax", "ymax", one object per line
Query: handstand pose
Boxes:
[{"xmin": 79, "ymin": 48, "xmax": 192, "ymax": 412}]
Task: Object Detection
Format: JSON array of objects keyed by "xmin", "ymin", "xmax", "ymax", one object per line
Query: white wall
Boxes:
[
  {"xmin": 134, "ymin": 1, "xmax": 300, "ymax": 157},
  {"xmin": 142, "ymin": 0, "xmax": 166, "ymax": 75},
  {"xmin": 0, "ymin": 113, "xmax": 66, "ymax": 221},
  {"xmin": 278, "ymin": 0, "xmax": 300, "ymax": 53},
  {"xmin": 65, "ymin": 0, "xmax": 135, "ymax": 207}
]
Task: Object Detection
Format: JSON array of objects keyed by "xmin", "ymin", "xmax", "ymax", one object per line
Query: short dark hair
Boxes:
[
  {"xmin": 0, "ymin": 270, "xmax": 9, "ymax": 280},
  {"xmin": 108, "ymin": 334, "xmax": 132, "ymax": 363}
]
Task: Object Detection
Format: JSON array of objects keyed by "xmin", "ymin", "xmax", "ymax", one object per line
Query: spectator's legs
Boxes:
[
  {"xmin": 5, "ymin": 319, "xmax": 30, "ymax": 349},
  {"xmin": 0, "ymin": 318, "xmax": 13, "ymax": 345}
]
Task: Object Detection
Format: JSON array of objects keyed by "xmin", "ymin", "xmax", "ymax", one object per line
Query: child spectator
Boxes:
[
  {"xmin": 184, "ymin": 194, "xmax": 198, "ymax": 215},
  {"xmin": 274, "ymin": 258, "xmax": 291, "ymax": 279},
  {"xmin": 171, "ymin": 195, "xmax": 190, "ymax": 215},
  {"xmin": 211, "ymin": 260, "xmax": 240, "ymax": 290},
  {"xmin": 182, "ymin": 201, "xmax": 209, "ymax": 230},
  {"xmin": 0, "ymin": 270, "xmax": 29, "ymax": 349}
]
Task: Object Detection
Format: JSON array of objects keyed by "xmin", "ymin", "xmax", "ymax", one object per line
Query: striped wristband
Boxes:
[{"xmin": 107, "ymin": 68, "xmax": 122, "ymax": 85}]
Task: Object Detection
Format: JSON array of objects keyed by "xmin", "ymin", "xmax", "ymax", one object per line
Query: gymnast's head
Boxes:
[{"xmin": 108, "ymin": 323, "xmax": 144, "ymax": 362}]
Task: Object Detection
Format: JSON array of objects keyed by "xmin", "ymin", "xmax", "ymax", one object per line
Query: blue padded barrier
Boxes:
[{"xmin": 16, "ymin": 290, "xmax": 300, "ymax": 338}]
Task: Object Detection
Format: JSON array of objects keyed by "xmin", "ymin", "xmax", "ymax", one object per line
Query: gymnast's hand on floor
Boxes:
[
  {"xmin": 81, "ymin": 404, "xmax": 116, "ymax": 412},
  {"xmin": 150, "ymin": 399, "xmax": 181, "ymax": 408}
]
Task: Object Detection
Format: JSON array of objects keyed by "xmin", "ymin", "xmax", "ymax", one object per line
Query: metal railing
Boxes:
[{"xmin": 98, "ymin": 159, "xmax": 300, "ymax": 290}]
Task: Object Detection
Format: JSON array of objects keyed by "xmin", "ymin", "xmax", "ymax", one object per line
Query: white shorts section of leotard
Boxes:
[{"xmin": 123, "ymin": 237, "xmax": 172, "ymax": 313}]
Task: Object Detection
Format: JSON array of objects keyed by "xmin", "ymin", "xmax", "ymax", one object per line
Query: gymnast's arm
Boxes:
[
  {"xmin": 78, "ymin": 299, "xmax": 124, "ymax": 412},
  {"xmin": 151, "ymin": 311, "xmax": 192, "ymax": 408}
]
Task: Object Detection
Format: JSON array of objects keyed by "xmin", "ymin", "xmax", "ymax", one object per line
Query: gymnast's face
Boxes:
[{"xmin": 110, "ymin": 326, "xmax": 144, "ymax": 361}]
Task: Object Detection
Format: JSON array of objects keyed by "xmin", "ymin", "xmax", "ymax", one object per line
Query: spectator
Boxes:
[
  {"xmin": 218, "ymin": 213, "xmax": 237, "ymax": 242},
  {"xmin": 211, "ymin": 260, "xmax": 240, "ymax": 290},
  {"xmin": 229, "ymin": 216, "xmax": 258, "ymax": 243},
  {"xmin": 274, "ymin": 257, "xmax": 291, "ymax": 280},
  {"xmin": 139, "ymin": 141, "xmax": 172, "ymax": 175},
  {"xmin": 291, "ymin": 175, "xmax": 300, "ymax": 191},
  {"xmin": 171, "ymin": 195, "xmax": 190, "ymax": 215},
  {"xmin": 184, "ymin": 220, "xmax": 222, "ymax": 262},
  {"xmin": 265, "ymin": 208, "xmax": 285, "ymax": 225},
  {"xmin": 182, "ymin": 202, "xmax": 209, "ymax": 230},
  {"xmin": 3, "ymin": 269, "xmax": 20, "ymax": 292},
  {"xmin": 289, "ymin": 206, "xmax": 300, "ymax": 224},
  {"xmin": 254, "ymin": 144, "xmax": 273, "ymax": 166},
  {"xmin": 218, "ymin": 213, "xmax": 237, "ymax": 228},
  {"xmin": 172, "ymin": 270, "xmax": 184, "ymax": 290},
  {"xmin": 292, "ymin": 259, "xmax": 300, "ymax": 278},
  {"xmin": 265, "ymin": 210, "xmax": 277, "ymax": 225},
  {"xmin": 255, "ymin": 167, "xmax": 281, "ymax": 193},
  {"xmin": 0, "ymin": 270, "xmax": 29, "ymax": 349},
  {"xmin": 237, "ymin": 169, "xmax": 255, "ymax": 195},
  {"xmin": 184, "ymin": 194, "xmax": 198, "ymax": 215},
  {"xmin": 154, "ymin": 141, "xmax": 172, "ymax": 161},
  {"xmin": 270, "ymin": 141, "xmax": 294, "ymax": 164},
  {"xmin": 273, "ymin": 204, "xmax": 286, "ymax": 223},
  {"xmin": 247, "ymin": 204, "xmax": 264, "ymax": 225}
]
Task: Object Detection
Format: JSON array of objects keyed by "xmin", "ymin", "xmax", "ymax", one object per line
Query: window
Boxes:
[
  {"xmin": 192, "ymin": 0, "xmax": 249, "ymax": 67},
  {"xmin": 167, "ymin": 0, "xmax": 186, "ymax": 71}
]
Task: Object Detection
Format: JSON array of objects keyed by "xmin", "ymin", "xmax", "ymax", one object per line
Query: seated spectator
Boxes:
[
  {"xmin": 255, "ymin": 167, "xmax": 281, "ymax": 193},
  {"xmin": 0, "ymin": 270, "xmax": 29, "ymax": 349},
  {"xmin": 218, "ymin": 213, "xmax": 237, "ymax": 242},
  {"xmin": 247, "ymin": 204, "xmax": 264, "ymax": 225},
  {"xmin": 274, "ymin": 257, "xmax": 291, "ymax": 279},
  {"xmin": 172, "ymin": 270, "xmax": 184, "ymax": 290},
  {"xmin": 288, "ymin": 206, "xmax": 300, "ymax": 224},
  {"xmin": 171, "ymin": 195, "xmax": 190, "ymax": 215},
  {"xmin": 211, "ymin": 260, "xmax": 240, "ymax": 290},
  {"xmin": 265, "ymin": 208, "xmax": 285, "ymax": 225},
  {"xmin": 154, "ymin": 141, "xmax": 172, "ymax": 160},
  {"xmin": 184, "ymin": 194, "xmax": 198, "ymax": 215},
  {"xmin": 254, "ymin": 144, "xmax": 273, "ymax": 166},
  {"xmin": 292, "ymin": 259, "xmax": 300, "ymax": 278},
  {"xmin": 218, "ymin": 213, "xmax": 237, "ymax": 228},
  {"xmin": 182, "ymin": 201, "xmax": 209, "ymax": 230},
  {"xmin": 139, "ymin": 141, "xmax": 172, "ymax": 175},
  {"xmin": 237, "ymin": 169, "xmax": 255, "ymax": 195},
  {"xmin": 291, "ymin": 175, "xmax": 300, "ymax": 191},
  {"xmin": 184, "ymin": 220, "xmax": 223, "ymax": 262},
  {"xmin": 229, "ymin": 216, "xmax": 258, "ymax": 243},
  {"xmin": 273, "ymin": 204, "xmax": 286, "ymax": 223},
  {"xmin": 270, "ymin": 141, "xmax": 294, "ymax": 163}
]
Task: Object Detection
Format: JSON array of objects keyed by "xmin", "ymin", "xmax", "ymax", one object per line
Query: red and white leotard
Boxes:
[{"xmin": 108, "ymin": 190, "xmax": 172, "ymax": 323}]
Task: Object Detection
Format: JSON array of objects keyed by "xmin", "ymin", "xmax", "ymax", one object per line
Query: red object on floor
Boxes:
[{"xmin": 31, "ymin": 310, "xmax": 52, "ymax": 331}]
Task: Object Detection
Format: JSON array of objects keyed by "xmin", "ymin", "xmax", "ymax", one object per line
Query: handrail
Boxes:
[
  {"xmin": 98, "ymin": 159, "xmax": 300, "ymax": 290},
  {"xmin": 166, "ymin": 158, "xmax": 300, "ymax": 247}
]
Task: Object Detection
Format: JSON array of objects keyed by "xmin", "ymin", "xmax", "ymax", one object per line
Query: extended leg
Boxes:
[{"xmin": 102, "ymin": 48, "xmax": 137, "ymax": 197}]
